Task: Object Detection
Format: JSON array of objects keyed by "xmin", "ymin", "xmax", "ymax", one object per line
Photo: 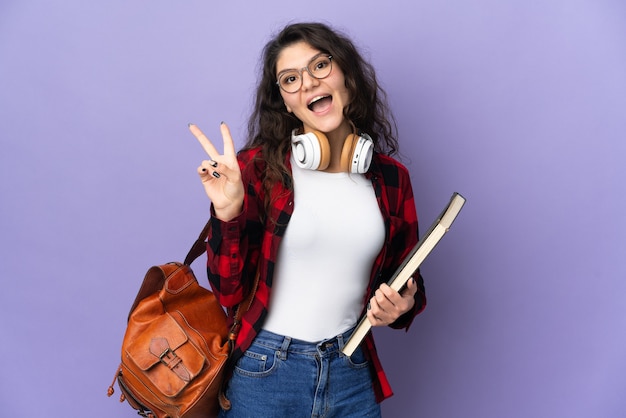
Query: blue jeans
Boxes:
[{"xmin": 219, "ymin": 327, "xmax": 381, "ymax": 418}]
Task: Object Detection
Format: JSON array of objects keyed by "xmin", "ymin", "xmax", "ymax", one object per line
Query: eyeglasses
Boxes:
[{"xmin": 276, "ymin": 54, "xmax": 333, "ymax": 93}]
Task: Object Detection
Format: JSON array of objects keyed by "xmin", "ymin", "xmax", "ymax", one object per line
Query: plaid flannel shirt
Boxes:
[{"xmin": 206, "ymin": 146, "xmax": 426, "ymax": 402}]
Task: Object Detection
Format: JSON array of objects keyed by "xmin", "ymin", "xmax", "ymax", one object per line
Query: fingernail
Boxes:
[
  {"xmin": 209, "ymin": 160, "xmax": 218, "ymax": 168},
  {"xmin": 367, "ymin": 302, "xmax": 371, "ymax": 310},
  {"xmin": 201, "ymin": 168, "xmax": 207, "ymax": 172},
  {"xmin": 220, "ymin": 121, "xmax": 225, "ymax": 125},
  {"xmin": 188, "ymin": 122, "xmax": 194, "ymax": 127},
  {"xmin": 212, "ymin": 171, "xmax": 221, "ymax": 179}
]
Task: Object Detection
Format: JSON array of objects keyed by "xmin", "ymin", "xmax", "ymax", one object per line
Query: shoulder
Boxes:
[
  {"xmin": 373, "ymin": 153, "xmax": 409, "ymax": 171},
  {"xmin": 237, "ymin": 147, "xmax": 262, "ymax": 165},
  {"xmin": 370, "ymin": 153, "xmax": 412, "ymax": 184},
  {"xmin": 237, "ymin": 147, "xmax": 266, "ymax": 177}
]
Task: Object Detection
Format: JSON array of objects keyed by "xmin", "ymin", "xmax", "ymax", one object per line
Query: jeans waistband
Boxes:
[{"xmin": 255, "ymin": 326, "xmax": 356, "ymax": 356}]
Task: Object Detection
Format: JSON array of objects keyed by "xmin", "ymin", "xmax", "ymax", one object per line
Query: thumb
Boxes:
[{"xmin": 402, "ymin": 277, "xmax": 418, "ymax": 297}]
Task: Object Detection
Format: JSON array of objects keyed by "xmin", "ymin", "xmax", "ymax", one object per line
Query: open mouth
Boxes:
[{"xmin": 307, "ymin": 95, "xmax": 332, "ymax": 112}]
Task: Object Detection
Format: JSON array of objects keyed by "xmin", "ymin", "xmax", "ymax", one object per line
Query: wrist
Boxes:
[{"xmin": 213, "ymin": 203, "xmax": 243, "ymax": 222}]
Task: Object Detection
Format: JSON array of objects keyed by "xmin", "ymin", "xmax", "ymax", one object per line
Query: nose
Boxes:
[{"xmin": 300, "ymin": 70, "xmax": 319, "ymax": 91}]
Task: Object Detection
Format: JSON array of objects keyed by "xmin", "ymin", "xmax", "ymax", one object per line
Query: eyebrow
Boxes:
[{"xmin": 276, "ymin": 52, "xmax": 327, "ymax": 78}]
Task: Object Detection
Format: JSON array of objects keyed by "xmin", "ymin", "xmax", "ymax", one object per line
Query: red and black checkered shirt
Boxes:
[{"xmin": 206, "ymin": 147, "xmax": 426, "ymax": 402}]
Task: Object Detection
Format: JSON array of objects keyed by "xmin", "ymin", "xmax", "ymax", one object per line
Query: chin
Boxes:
[{"xmin": 305, "ymin": 116, "xmax": 348, "ymax": 135}]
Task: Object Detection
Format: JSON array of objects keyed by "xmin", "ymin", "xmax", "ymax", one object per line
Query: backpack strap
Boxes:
[{"xmin": 184, "ymin": 219, "xmax": 212, "ymax": 266}]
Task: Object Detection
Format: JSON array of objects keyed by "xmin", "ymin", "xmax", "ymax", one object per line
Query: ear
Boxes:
[{"xmin": 285, "ymin": 103, "xmax": 292, "ymax": 113}]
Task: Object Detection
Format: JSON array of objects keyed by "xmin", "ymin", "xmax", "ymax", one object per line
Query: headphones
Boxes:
[{"xmin": 291, "ymin": 129, "xmax": 374, "ymax": 173}]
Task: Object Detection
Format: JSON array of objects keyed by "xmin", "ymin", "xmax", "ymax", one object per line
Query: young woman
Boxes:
[{"xmin": 189, "ymin": 22, "xmax": 426, "ymax": 418}]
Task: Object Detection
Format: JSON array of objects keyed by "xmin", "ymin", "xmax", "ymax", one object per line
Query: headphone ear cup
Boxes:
[
  {"xmin": 314, "ymin": 131, "xmax": 332, "ymax": 170},
  {"xmin": 340, "ymin": 134, "xmax": 359, "ymax": 173},
  {"xmin": 341, "ymin": 133, "xmax": 374, "ymax": 173},
  {"xmin": 291, "ymin": 130, "xmax": 331, "ymax": 170}
]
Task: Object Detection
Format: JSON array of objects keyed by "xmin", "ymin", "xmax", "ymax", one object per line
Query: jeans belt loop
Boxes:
[{"xmin": 278, "ymin": 336, "xmax": 291, "ymax": 360}]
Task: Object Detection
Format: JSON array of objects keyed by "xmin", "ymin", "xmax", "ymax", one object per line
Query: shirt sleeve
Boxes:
[
  {"xmin": 383, "ymin": 162, "xmax": 427, "ymax": 330},
  {"xmin": 205, "ymin": 151, "xmax": 264, "ymax": 308},
  {"xmin": 206, "ymin": 208, "xmax": 249, "ymax": 307}
]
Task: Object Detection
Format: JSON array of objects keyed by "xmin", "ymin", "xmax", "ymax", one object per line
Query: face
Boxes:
[{"xmin": 276, "ymin": 41, "xmax": 351, "ymax": 138}]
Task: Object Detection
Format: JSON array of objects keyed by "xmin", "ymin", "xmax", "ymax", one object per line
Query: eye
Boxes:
[
  {"xmin": 312, "ymin": 57, "xmax": 330, "ymax": 72},
  {"xmin": 281, "ymin": 72, "xmax": 299, "ymax": 85}
]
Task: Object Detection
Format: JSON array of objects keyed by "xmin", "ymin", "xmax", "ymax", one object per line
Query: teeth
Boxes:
[
  {"xmin": 308, "ymin": 96, "xmax": 327, "ymax": 106},
  {"xmin": 307, "ymin": 95, "xmax": 330, "ymax": 111}
]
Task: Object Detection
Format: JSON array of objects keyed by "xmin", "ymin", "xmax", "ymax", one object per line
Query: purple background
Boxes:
[{"xmin": 1, "ymin": 1, "xmax": 625, "ymax": 417}]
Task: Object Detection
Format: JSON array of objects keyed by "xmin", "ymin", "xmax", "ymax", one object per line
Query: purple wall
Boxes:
[{"xmin": 1, "ymin": 1, "xmax": 624, "ymax": 417}]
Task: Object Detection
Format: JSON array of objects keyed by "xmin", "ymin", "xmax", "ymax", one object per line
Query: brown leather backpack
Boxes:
[{"xmin": 107, "ymin": 222, "xmax": 255, "ymax": 418}]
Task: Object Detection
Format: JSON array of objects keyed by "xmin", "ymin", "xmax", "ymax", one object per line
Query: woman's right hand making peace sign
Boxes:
[{"xmin": 189, "ymin": 122, "xmax": 244, "ymax": 221}]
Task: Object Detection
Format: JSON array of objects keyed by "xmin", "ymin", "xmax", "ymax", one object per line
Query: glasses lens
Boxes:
[
  {"xmin": 308, "ymin": 56, "xmax": 332, "ymax": 79},
  {"xmin": 279, "ymin": 71, "xmax": 301, "ymax": 93}
]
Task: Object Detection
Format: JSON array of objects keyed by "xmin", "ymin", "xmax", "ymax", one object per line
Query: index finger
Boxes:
[
  {"xmin": 219, "ymin": 122, "xmax": 237, "ymax": 158},
  {"xmin": 188, "ymin": 123, "xmax": 219, "ymax": 159}
]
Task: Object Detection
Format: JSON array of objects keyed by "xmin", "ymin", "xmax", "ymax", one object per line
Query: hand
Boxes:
[
  {"xmin": 189, "ymin": 122, "xmax": 244, "ymax": 221},
  {"xmin": 366, "ymin": 277, "xmax": 418, "ymax": 327}
]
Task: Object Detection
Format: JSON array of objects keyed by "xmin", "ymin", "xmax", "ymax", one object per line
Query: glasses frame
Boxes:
[{"xmin": 276, "ymin": 54, "xmax": 333, "ymax": 93}]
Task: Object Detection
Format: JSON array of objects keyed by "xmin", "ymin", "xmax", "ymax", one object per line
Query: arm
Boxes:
[
  {"xmin": 189, "ymin": 123, "xmax": 261, "ymax": 307},
  {"xmin": 205, "ymin": 151, "xmax": 265, "ymax": 308},
  {"xmin": 367, "ymin": 161, "xmax": 426, "ymax": 329}
]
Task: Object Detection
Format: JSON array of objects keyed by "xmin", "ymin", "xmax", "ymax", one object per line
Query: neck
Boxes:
[{"xmin": 322, "ymin": 122, "xmax": 352, "ymax": 172}]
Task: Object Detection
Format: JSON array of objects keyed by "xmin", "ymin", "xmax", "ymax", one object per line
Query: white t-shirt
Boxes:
[{"xmin": 262, "ymin": 159, "xmax": 386, "ymax": 342}]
